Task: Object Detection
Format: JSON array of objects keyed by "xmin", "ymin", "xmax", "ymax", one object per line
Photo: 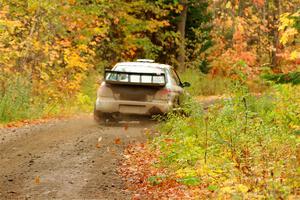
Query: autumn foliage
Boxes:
[
  {"xmin": 209, "ymin": 0, "xmax": 300, "ymax": 77},
  {"xmin": 121, "ymin": 83, "xmax": 300, "ymax": 199},
  {"xmin": 0, "ymin": 0, "xmax": 179, "ymax": 122},
  {"xmin": 1, "ymin": 0, "xmax": 299, "ymax": 123},
  {"xmin": 0, "ymin": 1, "xmax": 299, "ymax": 199}
]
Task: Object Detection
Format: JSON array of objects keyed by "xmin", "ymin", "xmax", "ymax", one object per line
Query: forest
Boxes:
[
  {"xmin": 0, "ymin": 0, "xmax": 299, "ymax": 122},
  {"xmin": 0, "ymin": 0, "xmax": 299, "ymax": 199}
]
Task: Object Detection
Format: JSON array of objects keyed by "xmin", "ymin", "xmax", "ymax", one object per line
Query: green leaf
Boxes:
[
  {"xmin": 148, "ymin": 175, "xmax": 165, "ymax": 186},
  {"xmin": 208, "ymin": 185, "xmax": 218, "ymax": 191},
  {"xmin": 177, "ymin": 176, "xmax": 201, "ymax": 186}
]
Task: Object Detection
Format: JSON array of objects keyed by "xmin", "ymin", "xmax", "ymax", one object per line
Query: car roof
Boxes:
[{"xmin": 114, "ymin": 62, "xmax": 172, "ymax": 70}]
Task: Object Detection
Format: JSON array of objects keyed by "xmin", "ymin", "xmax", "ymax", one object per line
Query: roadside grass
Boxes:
[
  {"xmin": 180, "ymin": 69, "xmax": 231, "ymax": 96},
  {"xmin": 74, "ymin": 71, "xmax": 99, "ymax": 112},
  {"xmin": 181, "ymin": 69, "xmax": 270, "ymax": 96},
  {"xmin": 0, "ymin": 76, "xmax": 43, "ymax": 123},
  {"xmin": 151, "ymin": 82, "xmax": 300, "ymax": 199},
  {"xmin": 0, "ymin": 72, "xmax": 99, "ymax": 125}
]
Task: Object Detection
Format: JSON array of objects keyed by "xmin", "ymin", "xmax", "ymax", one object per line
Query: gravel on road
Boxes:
[{"xmin": 0, "ymin": 115, "xmax": 154, "ymax": 200}]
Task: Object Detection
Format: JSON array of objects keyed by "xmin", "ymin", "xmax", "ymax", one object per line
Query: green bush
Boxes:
[
  {"xmin": 153, "ymin": 83, "xmax": 300, "ymax": 199},
  {"xmin": 0, "ymin": 75, "xmax": 44, "ymax": 122},
  {"xmin": 262, "ymin": 72, "xmax": 300, "ymax": 85},
  {"xmin": 0, "ymin": 72, "xmax": 99, "ymax": 124},
  {"xmin": 75, "ymin": 71, "xmax": 99, "ymax": 112}
]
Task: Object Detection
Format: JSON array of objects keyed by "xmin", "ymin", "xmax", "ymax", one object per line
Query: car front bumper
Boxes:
[{"xmin": 95, "ymin": 97, "xmax": 172, "ymax": 115}]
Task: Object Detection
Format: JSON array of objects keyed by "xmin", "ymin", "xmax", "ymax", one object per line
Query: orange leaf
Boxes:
[
  {"xmin": 114, "ymin": 137, "xmax": 121, "ymax": 145},
  {"xmin": 35, "ymin": 176, "xmax": 40, "ymax": 184},
  {"xmin": 111, "ymin": 149, "xmax": 116, "ymax": 155}
]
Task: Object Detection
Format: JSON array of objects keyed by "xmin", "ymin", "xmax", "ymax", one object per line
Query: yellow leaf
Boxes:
[
  {"xmin": 35, "ymin": 176, "xmax": 40, "ymax": 184},
  {"xmin": 237, "ymin": 184, "xmax": 249, "ymax": 193},
  {"xmin": 41, "ymin": 72, "xmax": 50, "ymax": 81},
  {"xmin": 225, "ymin": 2, "xmax": 232, "ymax": 9},
  {"xmin": 221, "ymin": 186, "xmax": 233, "ymax": 193},
  {"xmin": 290, "ymin": 51, "xmax": 299, "ymax": 60},
  {"xmin": 68, "ymin": 0, "xmax": 76, "ymax": 4},
  {"xmin": 280, "ymin": 34, "xmax": 289, "ymax": 45},
  {"xmin": 280, "ymin": 28, "xmax": 298, "ymax": 44},
  {"xmin": 178, "ymin": 4, "xmax": 184, "ymax": 11}
]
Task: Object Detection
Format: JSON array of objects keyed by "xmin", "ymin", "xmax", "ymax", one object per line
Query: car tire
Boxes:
[
  {"xmin": 94, "ymin": 107, "xmax": 116, "ymax": 125},
  {"xmin": 94, "ymin": 107, "xmax": 106, "ymax": 123}
]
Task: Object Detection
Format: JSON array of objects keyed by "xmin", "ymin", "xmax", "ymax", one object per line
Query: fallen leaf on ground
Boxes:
[
  {"xmin": 114, "ymin": 137, "xmax": 121, "ymax": 145},
  {"xmin": 96, "ymin": 143, "xmax": 101, "ymax": 148},
  {"xmin": 35, "ymin": 176, "xmax": 40, "ymax": 184},
  {"xmin": 96, "ymin": 137, "xmax": 103, "ymax": 148},
  {"xmin": 111, "ymin": 149, "xmax": 116, "ymax": 155}
]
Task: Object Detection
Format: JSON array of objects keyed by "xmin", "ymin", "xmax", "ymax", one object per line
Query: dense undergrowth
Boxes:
[
  {"xmin": 0, "ymin": 72, "xmax": 98, "ymax": 124},
  {"xmin": 180, "ymin": 68, "xmax": 270, "ymax": 96},
  {"xmin": 180, "ymin": 69, "xmax": 232, "ymax": 96},
  {"xmin": 151, "ymin": 82, "xmax": 300, "ymax": 199}
]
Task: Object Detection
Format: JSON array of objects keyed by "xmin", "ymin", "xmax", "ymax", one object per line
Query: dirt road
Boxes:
[{"xmin": 0, "ymin": 115, "xmax": 154, "ymax": 199}]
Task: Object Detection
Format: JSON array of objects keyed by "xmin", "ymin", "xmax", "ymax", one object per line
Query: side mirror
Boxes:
[{"xmin": 181, "ymin": 82, "xmax": 191, "ymax": 87}]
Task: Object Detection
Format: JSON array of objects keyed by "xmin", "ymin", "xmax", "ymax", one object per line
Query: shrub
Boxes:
[
  {"xmin": 0, "ymin": 71, "xmax": 99, "ymax": 124},
  {"xmin": 152, "ymin": 83, "xmax": 300, "ymax": 199},
  {"xmin": 262, "ymin": 72, "xmax": 300, "ymax": 85},
  {"xmin": 0, "ymin": 75, "xmax": 43, "ymax": 122}
]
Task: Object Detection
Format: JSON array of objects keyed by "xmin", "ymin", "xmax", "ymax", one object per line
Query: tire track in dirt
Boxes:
[{"xmin": 0, "ymin": 115, "xmax": 154, "ymax": 199}]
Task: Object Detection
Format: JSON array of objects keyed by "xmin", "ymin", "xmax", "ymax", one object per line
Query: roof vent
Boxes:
[{"xmin": 136, "ymin": 59, "xmax": 155, "ymax": 63}]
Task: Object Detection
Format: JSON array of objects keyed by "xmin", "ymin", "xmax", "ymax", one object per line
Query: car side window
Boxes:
[{"xmin": 170, "ymin": 69, "xmax": 180, "ymax": 85}]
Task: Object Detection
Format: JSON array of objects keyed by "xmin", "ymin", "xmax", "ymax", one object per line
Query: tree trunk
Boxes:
[
  {"xmin": 177, "ymin": 0, "xmax": 188, "ymax": 72},
  {"xmin": 270, "ymin": 0, "xmax": 281, "ymax": 71},
  {"xmin": 238, "ymin": 0, "xmax": 245, "ymax": 17}
]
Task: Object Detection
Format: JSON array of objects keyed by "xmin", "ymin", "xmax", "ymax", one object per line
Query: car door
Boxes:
[{"xmin": 168, "ymin": 69, "xmax": 184, "ymax": 105}]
